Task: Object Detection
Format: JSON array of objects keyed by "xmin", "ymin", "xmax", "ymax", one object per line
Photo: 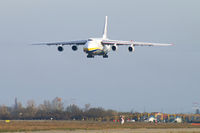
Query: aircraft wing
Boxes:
[
  {"xmin": 101, "ymin": 40, "xmax": 173, "ymax": 46},
  {"xmin": 33, "ymin": 40, "xmax": 87, "ymax": 46}
]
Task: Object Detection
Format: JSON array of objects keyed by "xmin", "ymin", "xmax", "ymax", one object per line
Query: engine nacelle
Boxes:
[
  {"xmin": 111, "ymin": 45, "xmax": 118, "ymax": 51},
  {"xmin": 128, "ymin": 46, "xmax": 135, "ymax": 52},
  {"xmin": 57, "ymin": 46, "xmax": 64, "ymax": 52},
  {"xmin": 72, "ymin": 45, "xmax": 78, "ymax": 51}
]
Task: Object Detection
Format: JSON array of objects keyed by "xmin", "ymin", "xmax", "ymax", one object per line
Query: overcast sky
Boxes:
[{"xmin": 0, "ymin": 0, "xmax": 199, "ymax": 113}]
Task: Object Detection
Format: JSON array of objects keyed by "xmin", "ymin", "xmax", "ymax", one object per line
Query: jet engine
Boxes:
[
  {"xmin": 128, "ymin": 45, "xmax": 135, "ymax": 52},
  {"xmin": 72, "ymin": 45, "xmax": 78, "ymax": 51},
  {"xmin": 111, "ymin": 45, "xmax": 118, "ymax": 51},
  {"xmin": 57, "ymin": 46, "xmax": 64, "ymax": 52}
]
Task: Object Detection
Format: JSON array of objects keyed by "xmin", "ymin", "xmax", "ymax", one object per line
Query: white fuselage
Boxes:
[{"xmin": 83, "ymin": 38, "xmax": 111, "ymax": 55}]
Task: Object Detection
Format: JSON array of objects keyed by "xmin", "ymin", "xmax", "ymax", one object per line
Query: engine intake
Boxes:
[
  {"xmin": 128, "ymin": 46, "xmax": 135, "ymax": 52},
  {"xmin": 58, "ymin": 46, "xmax": 64, "ymax": 52},
  {"xmin": 112, "ymin": 45, "xmax": 118, "ymax": 51},
  {"xmin": 72, "ymin": 45, "xmax": 78, "ymax": 51}
]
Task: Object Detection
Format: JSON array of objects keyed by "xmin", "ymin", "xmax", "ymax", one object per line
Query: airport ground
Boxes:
[
  {"xmin": 5, "ymin": 128, "xmax": 200, "ymax": 133},
  {"xmin": 1, "ymin": 120, "xmax": 200, "ymax": 133}
]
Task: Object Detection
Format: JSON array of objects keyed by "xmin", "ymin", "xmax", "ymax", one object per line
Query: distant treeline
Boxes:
[{"xmin": 0, "ymin": 97, "xmax": 122, "ymax": 121}]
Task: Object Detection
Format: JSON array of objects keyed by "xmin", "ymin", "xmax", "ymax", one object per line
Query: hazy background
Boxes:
[{"xmin": 0, "ymin": 0, "xmax": 199, "ymax": 113}]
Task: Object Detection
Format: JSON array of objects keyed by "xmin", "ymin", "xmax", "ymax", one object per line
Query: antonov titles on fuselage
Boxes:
[{"xmin": 34, "ymin": 16, "xmax": 173, "ymax": 58}]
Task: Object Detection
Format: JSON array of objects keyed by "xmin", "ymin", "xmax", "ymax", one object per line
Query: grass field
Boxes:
[{"xmin": 0, "ymin": 120, "xmax": 200, "ymax": 132}]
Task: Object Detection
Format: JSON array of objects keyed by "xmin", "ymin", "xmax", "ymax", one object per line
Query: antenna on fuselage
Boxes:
[{"xmin": 103, "ymin": 16, "xmax": 108, "ymax": 39}]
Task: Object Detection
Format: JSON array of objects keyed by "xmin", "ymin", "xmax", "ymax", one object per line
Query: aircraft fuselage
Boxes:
[{"xmin": 83, "ymin": 38, "xmax": 111, "ymax": 56}]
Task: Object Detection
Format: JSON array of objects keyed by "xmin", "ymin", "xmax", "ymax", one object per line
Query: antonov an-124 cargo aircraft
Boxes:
[{"xmin": 34, "ymin": 16, "xmax": 173, "ymax": 58}]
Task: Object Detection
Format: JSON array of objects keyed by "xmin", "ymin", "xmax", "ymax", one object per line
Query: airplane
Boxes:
[{"xmin": 34, "ymin": 16, "xmax": 173, "ymax": 58}]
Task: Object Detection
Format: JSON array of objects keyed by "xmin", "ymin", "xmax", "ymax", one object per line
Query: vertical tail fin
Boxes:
[{"xmin": 103, "ymin": 16, "xmax": 108, "ymax": 39}]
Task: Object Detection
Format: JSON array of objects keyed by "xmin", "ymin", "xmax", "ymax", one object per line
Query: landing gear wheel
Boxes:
[
  {"xmin": 87, "ymin": 54, "xmax": 94, "ymax": 58},
  {"xmin": 103, "ymin": 55, "xmax": 108, "ymax": 58}
]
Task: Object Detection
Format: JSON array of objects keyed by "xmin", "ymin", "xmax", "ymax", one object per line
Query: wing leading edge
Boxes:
[
  {"xmin": 33, "ymin": 40, "xmax": 87, "ymax": 46},
  {"xmin": 101, "ymin": 40, "xmax": 173, "ymax": 46}
]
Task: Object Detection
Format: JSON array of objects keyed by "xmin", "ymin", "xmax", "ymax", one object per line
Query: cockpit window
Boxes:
[{"xmin": 88, "ymin": 39, "xmax": 93, "ymax": 41}]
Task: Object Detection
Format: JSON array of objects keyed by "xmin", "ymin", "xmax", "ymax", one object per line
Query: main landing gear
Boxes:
[
  {"xmin": 103, "ymin": 54, "xmax": 108, "ymax": 58},
  {"xmin": 87, "ymin": 54, "xmax": 108, "ymax": 58},
  {"xmin": 87, "ymin": 54, "xmax": 94, "ymax": 58}
]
